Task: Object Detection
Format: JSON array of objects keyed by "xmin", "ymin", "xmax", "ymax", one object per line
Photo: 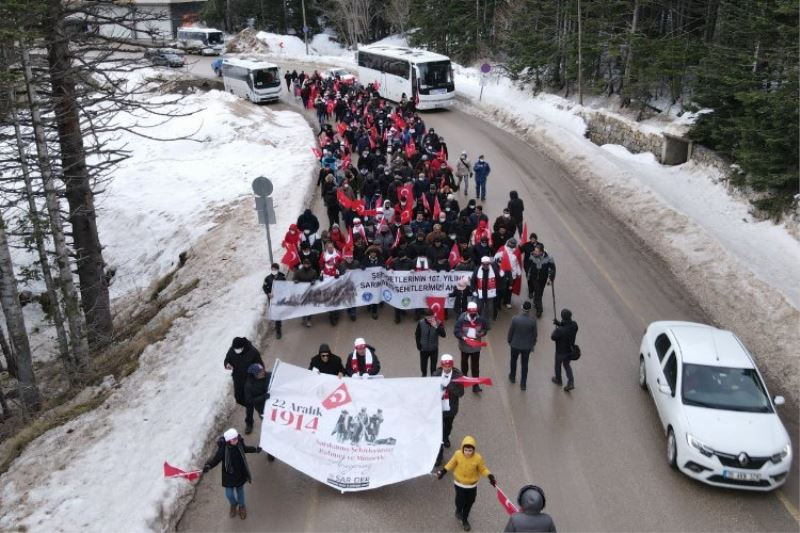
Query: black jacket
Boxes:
[
  {"xmin": 244, "ymin": 373, "xmax": 271, "ymax": 415},
  {"xmin": 262, "ymin": 271, "xmax": 286, "ymax": 299},
  {"xmin": 551, "ymin": 319, "xmax": 578, "ymax": 355},
  {"xmin": 224, "ymin": 339, "xmax": 264, "ymax": 385},
  {"xmin": 308, "ymin": 353, "xmax": 346, "ymax": 375},
  {"xmin": 296, "ymin": 209, "xmax": 320, "ymax": 234},
  {"xmin": 432, "ymin": 367, "xmax": 464, "ymax": 417},
  {"xmin": 415, "ymin": 318, "xmax": 446, "ymax": 351},
  {"xmin": 503, "ymin": 487, "xmax": 557, "ymax": 532},
  {"xmin": 345, "ymin": 346, "xmax": 381, "ymax": 376},
  {"xmin": 204, "ymin": 435, "xmax": 259, "ymax": 488},
  {"xmin": 449, "ymin": 287, "xmax": 471, "ymax": 315}
]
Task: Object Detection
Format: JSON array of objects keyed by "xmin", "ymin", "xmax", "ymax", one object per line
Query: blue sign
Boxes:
[
  {"xmin": 362, "ymin": 293, "xmax": 373, "ymax": 302},
  {"xmin": 303, "ymin": 25, "xmax": 309, "ymax": 34},
  {"xmin": 382, "ymin": 289, "xmax": 393, "ymax": 302}
]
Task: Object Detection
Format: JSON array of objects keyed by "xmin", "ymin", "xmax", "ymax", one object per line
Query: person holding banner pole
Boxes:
[
  {"xmin": 432, "ymin": 354, "xmax": 464, "ymax": 467},
  {"xmin": 415, "ymin": 309, "xmax": 447, "ymax": 377},
  {"xmin": 435, "ymin": 435, "xmax": 497, "ymax": 531},
  {"xmin": 454, "ymin": 302, "xmax": 489, "ymax": 393}
]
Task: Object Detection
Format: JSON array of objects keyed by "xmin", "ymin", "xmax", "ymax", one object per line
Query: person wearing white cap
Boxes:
[
  {"xmin": 456, "ymin": 151, "xmax": 472, "ymax": 195},
  {"xmin": 345, "ymin": 337, "xmax": 381, "ymax": 377},
  {"xmin": 472, "ymin": 256, "xmax": 499, "ymax": 321},
  {"xmin": 432, "ymin": 354, "xmax": 465, "ymax": 466},
  {"xmin": 203, "ymin": 428, "xmax": 261, "ymax": 520},
  {"xmin": 447, "ymin": 276, "xmax": 472, "ymax": 319},
  {"xmin": 454, "ymin": 301, "xmax": 489, "ymax": 393}
]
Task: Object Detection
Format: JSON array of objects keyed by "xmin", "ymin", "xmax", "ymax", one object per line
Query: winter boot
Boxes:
[
  {"xmin": 564, "ymin": 382, "xmax": 575, "ymax": 392},
  {"xmin": 238, "ymin": 506, "xmax": 247, "ymax": 520},
  {"xmin": 551, "ymin": 376, "xmax": 562, "ymax": 386},
  {"xmin": 229, "ymin": 505, "xmax": 237, "ymax": 518},
  {"xmin": 472, "ymin": 384, "xmax": 482, "ymax": 393},
  {"xmin": 461, "ymin": 518, "xmax": 471, "ymax": 531},
  {"xmin": 245, "ymin": 423, "xmax": 253, "ymax": 435}
]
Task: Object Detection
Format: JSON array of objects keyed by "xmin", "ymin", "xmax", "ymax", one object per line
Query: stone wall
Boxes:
[{"xmin": 578, "ymin": 110, "xmax": 666, "ymax": 162}]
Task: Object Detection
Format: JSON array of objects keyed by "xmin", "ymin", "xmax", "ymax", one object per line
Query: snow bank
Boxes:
[{"xmin": 0, "ymin": 89, "xmax": 318, "ymax": 532}]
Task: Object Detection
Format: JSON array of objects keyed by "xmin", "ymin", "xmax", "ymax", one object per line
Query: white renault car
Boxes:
[{"xmin": 639, "ymin": 321, "xmax": 792, "ymax": 490}]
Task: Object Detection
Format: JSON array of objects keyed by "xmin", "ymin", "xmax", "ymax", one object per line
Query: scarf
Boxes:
[
  {"xmin": 440, "ymin": 370, "xmax": 453, "ymax": 412},
  {"xmin": 475, "ymin": 267, "xmax": 497, "ymax": 298},
  {"xmin": 351, "ymin": 347, "xmax": 373, "ymax": 375}
]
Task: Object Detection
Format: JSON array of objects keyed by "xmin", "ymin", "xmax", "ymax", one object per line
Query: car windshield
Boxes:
[
  {"xmin": 252, "ymin": 67, "xmax": 279, "ymax": 88},
  {"xmin": 207, "ymin": 32, "xmax": 224, "ymax": 45},
  {"xmin": 682, "ymin": 364, "xmax": 772, "ymax": 413},
  {"xmin": 417, "ymin": 61, "xmax": 452, "ymax": 88}
]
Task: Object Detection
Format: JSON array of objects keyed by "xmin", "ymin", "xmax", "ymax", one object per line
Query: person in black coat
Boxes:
[
  {"xmin": 507, "ymin": 190, "xmax": 525, "ymax": 237},
  {"xmin": 243, "ymin": 364, "xmax": 275, "ymax": 462},
  {"xmin": 415, "ymin": 309, "xmax": 447, "ymax": 376},
  {"xmin": 345, "ymin": 338, "xmax": 381, "ymax": 376},
  {"xmin": 224, "ymin": 337, "xmax": 264, "ymax": 434},
  {"xmin": 203, "ymin": 429, "xmax": 261, "ymax": 520},
  {"xmin": 551, "ymin": 309, "xmax": 578, "ymax": 392},
  {"xmin": 308, "ymin": 343, "xmax": 346, "ymax": 376},
  {"xmin": 296, "ymin": 209, "xmax": 320, "ymax": 235},
  {"xmin": 262, "ymin": 263, "xmax": 286, "ymax": 339},
  {"xmin": 504, "ymin": 485, "xmax": 557, "ymax": 532},
  {"xmin": 433, "ymin": 354, "xmax": 464, "ymax": 466}
]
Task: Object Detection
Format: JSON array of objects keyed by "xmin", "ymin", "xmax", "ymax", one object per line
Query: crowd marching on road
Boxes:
[{"xmin": 205, "ymin": 67, "xmax": 577, "ymax": 532}]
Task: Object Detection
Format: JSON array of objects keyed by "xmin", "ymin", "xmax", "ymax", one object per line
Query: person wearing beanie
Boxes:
[
  {"xmin": 432, "ymin": 354, "xmax": 464, "ymax": 467},
  {"xmin": 224, "ymin": 337, "xmax": 265, "ymax": 435},
  {"xmin": 551, "ymin": 309, "xmax": 579, "ymax": 392},
  {"xmin": 525, "ymin": 243, "xmax": 555, "ymax": 318},
  {"xmin": 507, "ymin": 301, "xmax": 538, "ymax": 390},
  {"xmin": 203, "ymin": 428, "xmax": 261, "ymax": 520},
  {"xmin": 454, "ymin": 301, "xmax": 489, "ymax": 393},
  {"xmin": 262, "ymin": 263, "xmax": 286, "ymax": 339},
  {"xmin": 308, "ymin": 343, "xmax": 345, "ymax": 377},
  {"xmin": 415, "ymin": 308, "xmax": 447, "ymax": 376},
  {"xmin": 345, "ymin": 338, "xmax": 381, "ymax": 377},
  {"xmin": 435, "ymin": 435, "xmax": 496, "ymax": 531},
  {"xmin": 504, "ymin": 485, "xmax": 557, "ymax": 532}
]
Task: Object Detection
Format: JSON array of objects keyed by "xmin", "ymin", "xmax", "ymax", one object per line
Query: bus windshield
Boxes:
[
  {"xmin": 252, "ymin": 68, "xmax": 280, "ymax": 89},
  {"xmin": 207, "ymin": 32, "xmax": 224, "ymax": 45},
  {"xmin": 417, "ymin": 61, "xmax": 452, "ymax": 88}
]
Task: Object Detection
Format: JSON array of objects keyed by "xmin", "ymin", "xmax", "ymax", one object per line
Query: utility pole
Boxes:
[
  {"xmin": 301, "ymin": 0, "xmax": 308, "ymax": 55},
  {"xmin": 283, "ymin": 0, "xmax": 288, "ymax": 35}
]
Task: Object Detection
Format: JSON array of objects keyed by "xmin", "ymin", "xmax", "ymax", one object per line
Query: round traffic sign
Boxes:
[
  {"xmin": 480, "ymin": 63, "xmax": 491, "ymax": 73},
  {"xmin": 252, "ymin": 176, "xmax": 273, "ymax": 197},
  {"xmin": 302, "ymin": 25, "xmax": 309, "ymax": 34}
]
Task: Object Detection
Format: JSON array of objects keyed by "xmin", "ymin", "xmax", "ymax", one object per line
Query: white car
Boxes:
[
  {"xmin": 323, "ymin": 67, "xmax": 356, "ymax": 84},
  {"xmin": 638, "ymin": 321, "xmax": 792, "ymax": 491}
]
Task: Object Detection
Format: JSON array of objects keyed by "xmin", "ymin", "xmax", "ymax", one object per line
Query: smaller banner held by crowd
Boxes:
[
  {"xmin": 260, "ymin": 361, "xmax": 442, "ymax": 491},
  {"xmin": 270, "ymin": 267, "xmax": 465, "ymax": 320}
]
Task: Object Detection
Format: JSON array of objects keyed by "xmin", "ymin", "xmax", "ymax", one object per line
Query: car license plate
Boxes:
[{"xmin": 722, "ymin": 469, "xmax": 761, "ymax": 481}]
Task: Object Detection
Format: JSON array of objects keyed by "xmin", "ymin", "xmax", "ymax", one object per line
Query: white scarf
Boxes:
[{"xmin": 440, "ymin": 370, "xmax": 453, "ymax": 411}]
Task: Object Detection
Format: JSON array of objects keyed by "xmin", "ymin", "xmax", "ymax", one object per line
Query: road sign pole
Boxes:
[
  {"xmin": 252, "ymin": 176, "xmax": 276, "ymax": 265},
  {"xmin": 264, "ymin": 223, "xmax": 274, "ymax": 265}
]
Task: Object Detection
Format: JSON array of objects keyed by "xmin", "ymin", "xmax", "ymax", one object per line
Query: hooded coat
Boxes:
[
  {"xmin": 443, "ymin": 435, "xmax": 491, "ymax": 488},
  {"xmin": 503, "ymin": 486, "xmax": 557, "ymax": 532},
  {"xmin": 224, "ymin": 339, "xmax": 264, "ymax": 406}
]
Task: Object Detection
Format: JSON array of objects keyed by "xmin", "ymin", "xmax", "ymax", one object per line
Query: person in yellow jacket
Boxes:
[{"xmin": 435, "ymin": 435, "xmax": 497, "ymax": 531}]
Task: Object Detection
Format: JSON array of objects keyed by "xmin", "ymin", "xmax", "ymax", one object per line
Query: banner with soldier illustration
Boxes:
[
  {"xmin": 269, "ymin": 266, "xmax": 465, "ymax": 320},
  {"xmin": 260, "ymin": 361, "xmax": 441, "ymax": 491}
]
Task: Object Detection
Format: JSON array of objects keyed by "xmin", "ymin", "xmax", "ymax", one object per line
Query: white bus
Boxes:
[
  {"xmin": 356, "ymin": 45, "xmax": 454, "ymax": 110},
  {"xmin": 176, "ymin": 27, "xmax": 224, "ymax": 55},
  {"xmin": 222, "ymin": 57, "xmax": 281, "ymax": 103}
]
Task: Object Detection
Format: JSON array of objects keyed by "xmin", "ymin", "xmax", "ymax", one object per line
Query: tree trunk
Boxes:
[
  {"xmin": 621, "ymin": 0, "xmax": 639, "ymax": 98},
  {"xmin": 7, "ymin": 81, "xmax": 73, "ymax": 378},
  {"xmin": 577, "ymin": 0, "xmax": 583, "ymax": 105},
  {"xmin": 46, "ymin": 2, "xmax": 114, "ymax": 347},
  {"xmin": 20, "ymin": 45, "xmax": 92, "ymax": 377},
  {"xmin": 0, "ymin": 321, "xmax": 16, "ymax": 379},
  {"xmin": 0, "ymin": 214, "xmax": 41, "ymax": 412}
]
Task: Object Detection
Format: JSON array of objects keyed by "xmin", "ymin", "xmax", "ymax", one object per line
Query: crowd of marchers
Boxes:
[{"xmin": 207, "ymin": 68, "xmax": 574, "ymax": 532}]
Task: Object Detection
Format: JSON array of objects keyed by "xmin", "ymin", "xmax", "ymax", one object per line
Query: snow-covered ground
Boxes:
[{"xmin": 0, "ymin": 87, "xmax": 318, "ymax": 531}]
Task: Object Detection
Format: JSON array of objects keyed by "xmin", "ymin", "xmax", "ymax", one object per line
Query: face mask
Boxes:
[
  {"xmin": 234, "ymin": 348, "xmax": 243, "ymax": 354},
  {"xmin": 449, "ymin": 234, "xmax": 456, "ymax": 240},
  {"xmin": 504, "ymin": 214, "xmax": 510, "ymax": 218},
  {"xmin": 271, "ymin": 269, "xmax": 279, "ymax": 275},
  {"xmin": 304, "ymin": 230, "xmax": 311, "ymax": 235}
]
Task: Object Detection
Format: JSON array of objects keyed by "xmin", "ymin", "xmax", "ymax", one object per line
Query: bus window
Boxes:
[
  {"xmin": 387, "ymin": 60, "xmax": 409, "ymax": 79},
  {"xmin": 252, "ymin": 68, "xmax": 280, "ymax": 88},
  {"xmin": 417, "ymin": 61, "xmax": 452, "ymax": 87},
  {"xmin": 207, "ymin": 32, "xmax": 223, "ymax": 45}
]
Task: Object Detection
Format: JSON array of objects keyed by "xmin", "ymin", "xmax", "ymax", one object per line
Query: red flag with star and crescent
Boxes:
[
  {"xmin": 426, "ymin": 295, "xmax": 445, "ymax": 322},
  {"xmin": 164, "ymin": 461, "xmax": 201, "ymax": 481},
  {"xmin": 322, "ymin": 382, "xmax": 352, "ymax": 410},
  {"xmin": 520, "ymin": 222, "xmax": 529, "ymax": 245},
  {"xmin": 281, "ymin": 242, "xmax": 300, "ymax": 270},
  {"xmin": 496, "ymin": 486, "xmax": 519, "ymax": 515},
  {"xmin": 448, "ymin": 242, "xmax": 461, "ymax": 269}
]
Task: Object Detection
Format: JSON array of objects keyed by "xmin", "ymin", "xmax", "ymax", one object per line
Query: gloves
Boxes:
[
  {"xmin": 435, "ymin": 469, "xmax": 446, "ymax": 480},
  {"xmin": 202, "ymin": 464, "xmax": 210, "ymax": 473},
  {"xmin": 553, "ymin": 319, "xmax": 561, "ymax": 326},
  {"xmin": 488, "ymin": 474, "xmax": 497, "ymax": 487}
]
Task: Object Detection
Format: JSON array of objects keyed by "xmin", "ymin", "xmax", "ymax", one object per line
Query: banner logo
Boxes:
[{"xmin": 322, "ymin": 383, "xmax": 352, "ymax": 410}]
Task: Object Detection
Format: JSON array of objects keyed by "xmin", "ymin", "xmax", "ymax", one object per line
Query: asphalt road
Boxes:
[{"xmin": 175, "ymin": 61, "xmax": 799, "ymax": 532}]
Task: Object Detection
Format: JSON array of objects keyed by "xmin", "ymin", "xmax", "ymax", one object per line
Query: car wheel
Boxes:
[
  {"xmin": 666, "ymin": 428, "xmax": 678, "ymax": 469},
  {"xmin": 638, "ymin": 356, "xmax": 647, "ymax": 390}
]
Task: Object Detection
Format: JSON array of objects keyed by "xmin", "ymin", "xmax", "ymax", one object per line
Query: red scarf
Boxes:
[{"xmin": 351, "ymin": 348, "xmax": 374, "ymax": 374}]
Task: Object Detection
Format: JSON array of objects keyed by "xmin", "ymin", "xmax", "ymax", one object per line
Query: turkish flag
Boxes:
[
  {"xmin": 405, "ymin": 139, "xmax": 416, "ymax": 159},
  {"xmin": 512, "ymin": 276, "xmax": 522, "ymax": 295},
  {"xmin": 322, "ymin": 382, "xmax": 352, "ymax": 410},
  {"xmin": 520, "ymin": 222, "xmax": 529, "ymax": 245},
  {"xmin": 433, "ymin": 196, "xmax": 441, "ymax": 220},
  {"xmin": 421, "ymin": 193, "xmax": 430, "ymax": 213},
  {"xmin": 453, "ymin": 376, "xmax": 493, "ymax": 386},
  {"xmin": 391, "ymin": 228, "xmax": 402, "ymax": 249},
  {"xmin": 399, "ymin": 182, "xmax": 414, "ymax": 203},
  {"xmin": 311, "ymin": 147, "xmax": 322, "ymax": 159},
  {"xmin": 342, "ymin": 155, "xmax": 351, "ymax": 170},
  {"xmin": 463, "ymin": 337, "xmax": 488, "ymax": 348},
  {"xmin": 426, "ymin": 295, "xmax": 445, "ymax": 322},
  {"xmin": 337, "ymin": 122, "xmax": 347, "ymax": 136},
  {"xmin": 414, "ymin": 91, "xmax": 420, "ymax": 106},
  {"xmin": 336, "ymin": 189, "xmax": 353, "ymax": 210},
  {"xmin": 281, "ymin": 243, "xmax": 300, "ymax": 269},
  {"xmin": 495, "ymin": 486, "xmax": 519, "ymax": 515},
  {"xmin": 164, "ymin": 461, "xmax": 201, "ymax": 481},
  {"xmin": 400, "ymin": 208, "xmax": 412, "ymax": 225},
  {"xmin": 448, "ymin": 243, "xmax": 461, "ymax": 269},
  {"xmin": 500, "ymin": 247, "xmax": 513, "ymax": 272}
]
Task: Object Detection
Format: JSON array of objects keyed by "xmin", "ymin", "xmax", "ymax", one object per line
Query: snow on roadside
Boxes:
[{"xmin": 0, "ymin": 90, "xmax": 318, "ymax": 531}]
